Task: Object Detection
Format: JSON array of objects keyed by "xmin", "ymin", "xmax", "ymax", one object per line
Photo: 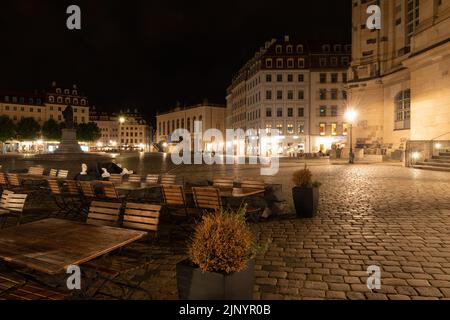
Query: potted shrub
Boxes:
[
  {"xmin": 176, "ymin": 207, "xmax": 259, "ymax": 300},
  {"xmin": 292, "ymin": 164, "xmax": 321, "ymax": 218}
]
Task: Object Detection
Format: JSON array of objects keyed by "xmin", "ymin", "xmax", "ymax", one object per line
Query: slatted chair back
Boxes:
[
  {"xmin": 28, "ymin": 167, "xmax": 44, "ymax": 176},
  {"xmin": 6, "ymin": 174, "xmax": 21, "ymax": 187},
  {"xmin": 47, "ymin": 179, "xmax": 62, "ymax": 195},
  {"xmin": 109, "ymin": 174, "xmax": 123, "ymax": 184},
  {"xmin": 5, "ymin": 193, "xmax": 27, "ymax": 213},
  {"xmin": 213, "ymin": 177, "xmax": 234, "ymax": 189},
  {"xmin": 1, "ymin": 190, "xmax": 14, "ymax": 209},
  {"xmin": 0, "ymin": 172, "xmax": 8, "ymax": 187},
  {"xmin": 57, "ymin": 170, "xmax": 69, "ymax": 179},
  {"xmin": 128, "ymin": 174, "xmax": 142, "ymax": 183},
  {"xmin": 48, "ymin": 169, "xmax": 58, "ymax": 177},
  {"xmin": 192, "ymin": 187, "xmax": 222, "ymax": 211},
  {"xmin": 123, "ymin": 202, "xmax": 161, "ymax": 233},
  {"xmin": 240, "ymin": 179, "xmax": 266, "ymax": 190},
  {"xmin": 65, "ymin": 180, "xmax": 80, "ymax": 196},
  {"xmin": 161, "ymin": 174, "xmax": 176, "ymax": 185},
  {"xmin": 79, "ymin": 181, "xmax": 96, "ymax": 199},
  {"xmin": 146, "ymin": 174, "xmax": 159, "ymax": 185},
  {"xmin": 162, "ymin": 184, "xmax": 186, "ymax": 206},
  {"xmin": 100, "ymin": 181, "xmax": 120, "ymax": 200},
  {"xmin": 87, "ymin": 201, "xmax": 122, "ymax": 227}
]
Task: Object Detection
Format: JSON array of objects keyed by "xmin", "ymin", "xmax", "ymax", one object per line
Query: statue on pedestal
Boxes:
[{"xmin": 62, "ymin": 105, "xmax": 74, "ymax": 129}]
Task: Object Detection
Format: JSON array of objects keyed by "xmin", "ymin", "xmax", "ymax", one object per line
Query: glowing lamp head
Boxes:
[
  {"xmin": 345, "ymin": 109, "xmax": 358, "ymax": 123},
  {"xmin": 119, "ymin": 117, "xmax": 126, "ymax": 124},
  {"xmin": 162, "ymin": 142, "xmax": 168, "ymax": 148},
  {"xmin": 435, "ymin": 143, "xmax": 442, "ymax": 149},
  {"xmin": 412, "ymin": 152, "xmax": 421, "ymax": 160}
]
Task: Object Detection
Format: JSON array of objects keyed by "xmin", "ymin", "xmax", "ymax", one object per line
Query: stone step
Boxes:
[
  {"xmin": 413, "ymin": 164, "xmax": 450, "ymax": 172},
  {"xmin": 433, "ymin": 155, "xmax": 450, "ymax": 160},
  {"xmin": 418, "ymin": 161, "xmax": 450, "ymax": 168},
  {"xmin": 440, "ymin": 152, "xmax": 450, "ymax": 156},
  {"xmin": 428, "ymin": 158, "xmax": 450, "ymax": 164}
]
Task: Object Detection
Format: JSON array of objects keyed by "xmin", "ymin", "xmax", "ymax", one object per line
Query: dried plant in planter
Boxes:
[
  {"xmin": 188, "ymin": 206, "xmax": 258, "ymax": 274},
  {"xmin": 292, "ymin": 164, "xmax": 313, "ymax": 187}
]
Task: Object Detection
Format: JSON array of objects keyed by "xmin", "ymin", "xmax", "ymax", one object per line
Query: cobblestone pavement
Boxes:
[{"xmin": 4, "ymin": 160, "xmax": 450, "ymax": 300}]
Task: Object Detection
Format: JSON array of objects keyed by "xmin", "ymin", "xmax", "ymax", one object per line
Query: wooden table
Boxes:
[
  {"xmin": 185, "ymin": 187, "xmax": 265, "ymax": 198},
  {"xmin": 0, "ymin": 219, "xmax": 146, "ymax": 275}
]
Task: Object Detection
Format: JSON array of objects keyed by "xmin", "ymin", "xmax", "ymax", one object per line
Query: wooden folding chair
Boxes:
[
  {"xmin": 48, "ymin": 169, "xmax": 58, "ymax": 178},
  {"xmin": 213, "ymin": 177, "xmax": 234, "ymax": 189},
  {"xmin": 6, "ymin": 173, "xmax": 23, "ymax": 192},
  {"xmin": 0, "ymin": 173, "xmax": 9, "ymax": 191},
  {"xmin": 28, "ymin": 167, "xmax": 44, "ymax": 176},
  {"xmin": 0, "ymin": 193, "xmax": 28, "ymax": 228},
  {"xmin": 238, "ymin": 179, "xmax": 266, "ymax": 222},
  {"xmin": 145, "ymin": 174, "xmax": 159, "ymax": 185},
  {"xmin": 79, "ymin": 181, "xmax": 96, "ymax": 200},
  {"xmin": 128, "ymin": 175, "xmax": 142, "ymax": 183},
  {"xmin": 57, "ymin": 170, "xmax": 69, "ymax": 179},
  {"xmin": 240, "ymin": 179, "xmax": 266, "ymax": 190},
  {"xmin": 86, "ymin": 201, "xmax": 122, "ymax": 227},
  {"xmin": 109, "ymin": 174, "xmax": 123, "ymax": 185},
  {"xmin": 162, "ymin": 184, "xmax": 190, "ymax": 217},
  {"xmin": 192, "ymin": 187, "xmax": 222, "ymax": 213},
  {"xmin": 83, "ymin": 203, "xmax": 162, "ymax": 299},
  {"xmin": 160, "ymin": 174, "xmax": 176, "ymax": 185},
  {"xmin": 99, "ymin": 181, "xmax": 125, "ymax": 201}
]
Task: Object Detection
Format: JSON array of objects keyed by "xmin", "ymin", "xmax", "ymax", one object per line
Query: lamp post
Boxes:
[{"xmin": 345, "ymin": 109, "xmax": 358, "ymax": 164}]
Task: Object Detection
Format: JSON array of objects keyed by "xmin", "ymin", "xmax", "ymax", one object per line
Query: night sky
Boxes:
[{"xmin": 0, "ymin": 0, "xmax": 351, "ymax": 123}]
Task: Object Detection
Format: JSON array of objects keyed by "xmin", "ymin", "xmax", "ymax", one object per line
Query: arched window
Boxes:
[
  {"xmin": 286, "ymin": 45, "xmax": 293, "ymax": 53},
  {"xmin": 296, "ymin": 45, "xmax": 304, "ymax": 53},
  {"xmin": 72, "ymin": 90, "xmax": 78, "ymax": 95},
  {"xmin": 49, "ymin": 96, "xmax": 55, "ymax": 103},
  {"xmin": 73, "ymin": 98, "xmax": 79, "ymax": 105},
  {"xmin": 80, "ymin": 99, "xmax": 86, "ymax": 106},
  {"xmin": 395, "ymin": 89, "xmax": 411, "ymax": 130},
  {"xmin": 57, "ymin": 97, "xmax": 63, "ymax": 103},
  {"xmin": 64, "ymin": 89, "xmax": 70, "ymax": 94},
  {"xmin": 65, "ymin": 98, "xmax": 71, "ymax": 104},
  {"xmin": 56, "ymin": 88, "xmax": 61, "ymax": 94}
]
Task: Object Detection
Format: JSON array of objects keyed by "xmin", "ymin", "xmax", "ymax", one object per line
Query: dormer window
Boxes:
[
  {"xmin": 64, "ymin": 89, "xmax": 70, "ymax": 95},
  {"xmin": 287, "ymin": 59, "xmax": 294, "ymax": 68},
  {"xmin": 345, "ymin": 44, "xmax": 351, "ymax": 52},
  {"xmin": 56, "ymin": 88, "xmax": 61, "ymax": 94},
  {"xmin": 296, "ymin": 45, "xmax": 304, "ymax": 53},
  {"xmin": 266, "ymin": 59, "xmax": 273, "ymax": 68},
  {"xmin": 276, "ymin": 59, "xmax": 283, "ymax": 68},
  {"xmin": 298, "ymin": 58, "xmax": 305, "ymax": 68},
  {"xmin": 334, "ymin": 44, "xmax": 342, "ymax": 52},
  {"xmin": 65, "ymin": 98, "xmax": 71, "ymax": 104},
  {"xmin": 72, "ymin": 90, "xmax": 78, "ymax": 95},
  {"xmin": 57, "ymin": 97, "xmax": 63, "ymax": 103},
  {"xmin": 331, "ymin": 57, "xmax": 338, "ymax": 66},
  {"xmin": 49, "ymin": 96, "xmax": 55, "ymax": 103},
  {"xmin": 73, "ymin": 98, "xmax": 79, "ymax": 105},
  {"xmin": 81, "ymin": 99, "xmax": 86, "ymax": 106},
  {"xmin": 286, "ymin": 45, "xmax": 293, "ymax": 54},
  {"xmin": 276, "ymin": 45, "xmax": 282, "ymax": 54},
  {"xmin": 323, "ymin": 44, "xmax": 331, "ymax": 52}
]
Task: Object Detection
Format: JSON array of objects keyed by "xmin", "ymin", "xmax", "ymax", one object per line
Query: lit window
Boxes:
[
  {"xmin": 320, "ymin": 123, "xmax": 326, "ymax": 136},
  {"xmin": 343, "ymin": 123, "xmax": 349, "ymax": 136},
  {"xmin": 331, "ymin": 123, "xmax": 337, "ymax": 136},
  {"xmin": 287, "ymin": 124, "xmax": 294, "ymax": 134},
  {"xmin": 276, "ymin": 124, "xmax": 283, "ymax": 135}
]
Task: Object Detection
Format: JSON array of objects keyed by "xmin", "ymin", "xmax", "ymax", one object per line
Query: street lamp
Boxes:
[
  {"xmin": 345, "ymin": 109, "xmax": 358, "ymax": 164},
  {"xmin": 119, "ymin": 117, "xmax": 126, "ymax": 124}
]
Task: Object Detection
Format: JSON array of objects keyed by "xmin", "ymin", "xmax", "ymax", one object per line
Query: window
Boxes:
[
  {"xmin": 331, "ymin": 123, "xmax": 337, "ymax": 136},
  {"xmin": 298, "ymin": 58, "xmax": 305, "ymax": 68},
  {"xmin": 181, "ymin": 119, "xmax": 185, "ymax": 129},
  {"xmin": 296, "ymin": 45, "xmax": 304, "ymax": 53},
  {"xmin": 331, "ymin": 73, "xmax": 338, "ymax": 83},
  {"xmin": 277, "ymin": 74, "xmax": 283, "ymax": 82},
  {"xmin": 266, "ymin": 74, "xmax": 272, "ymax": 82},
  {"xmin": 287, "ymin": 45, "xmax": 293, "ymax": 53},
  {"xmin": 287, "ymin": 59, "xmax": 294, "ymax": 68},
  {"xmin": 319, "ymin": 123, "xmax": 326, "ymax": 136},
  {"xmin": 342, "ymin": 73, "xmax": 347, "ymax": 83},
  {"xmin": 287, "ymin": 124, "xmax": 294, "ymax": 134},
  {"xmin": 176, "ymin": 119, "xmax": 180, "ymax": 129},
  {"xmin": 276, "ymin": 45, "xmax": 282, "ymax": 54},
  {"xmin": 73, "ymin": 90, "xmax": 78, "ymax": 95},
  {"xmin": 395, "ymin": 89, "xmax": 411, "ymax": 129},
  {"xmin": 298, "ymin": 108, "xmax": 304, "ymax": 117},
  {"xmin": 158, "ymin": 123, "xmax": 162, "ymax": 136},
  {"xmin": 266, "ymin": 59, "xmax": 273, "ymax": 68},
  {"xmin": 331, "ymin": 57, "xmax": 338, "ymax": 66},
  {"xmin": 4, "ymin": 96, "xmax": 9, "ymax": 102},
  {"xmin": 276, "ymin": 59, "xmax": 283, "ymax": 68},
  {"xmin": 298, "ymin": 74, "xmax": 304, "ymax": 82},
  {"xmin": 406, "ymin": 0, "xmax": 420, "ymax": 48},
  {"xmin": 265, "ymin": 123, "xmax": 272, "ymax": 134},
  {"xmin": 298, "ymin": 123, "xmax": 305, "ymax": 134},
  {"xmin": 319, "ymin": 58, "xmax": 327, "ymax": 67},
  {"xmin": 19, "ymin": 97, "xmax": 25, "ymax": 104},
  {"xmin": 331, "ymin": 106, "xmax": 338, "ymax": 117},
  {"xmin": 323, "ymin": 45, "xmax": 330, "ymax": 52},
  {"xmin": 320, "ymin": 73, "xmax": 327, "ymax": 83},
  {"xmin": 342, "ymin": 57, "xmax": 350, "ymax": 66},
  {"xmin": 343, "ymin": 123, "xmax": 349, "ymax": 136},
  {"xmin": 331, "ymin": 89, "xmax": 338, "ymax": 100},
  {"xmin": 298, "ymin": 90, "xmax": 304, "ymax": 100},
  {"xmin": 276, "ymin": 124, "xmax": 283, "ymax": 135},
  {"xmin": 266, "ymin": 108, "xmax": 272, "ymax": 118},
  {"xmin": 73, "ymin": 98, "xmax": 79, "ymax": 105},
  {"xmin": 342, "ymin": 90, "xmax": 347, "ymax": 99},
  {"xmin": 266, "ymin": 91, "xmax": 272, "ymax": 100},
  {"xmin": 56, "ymin": 89, "xmax": 61, "ymax": 94},
  {"xmin": 288, "ymin": 108, "xmax": 293, "ymax": 117},
  {"xmin": 320, "ymin": 89, "xmax": 327, "ymax": 100},
  {"xmin": 320, "ymin": 106, "xmax": 327, "ymax": 117},
  {"xmin": 277, "ymin": 108, "xmax": 283, "ymax": 117},
  {"xmin": 64, "ymin": 89, "xmax": 70, "ymax": 94},
  {"xmin": 287, "ymin": 91, "xmax": 294, "ymax": 100},
  {"xmin": 287, "ymin": 74, "xmax": 293, "ymax": 82},
  {"xmin": 277, "ymin": 91, "xmax": 283, "ymax": 100}
]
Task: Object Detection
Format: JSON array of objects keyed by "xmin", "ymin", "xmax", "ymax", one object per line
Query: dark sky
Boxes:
[{"xmin": 0, "ymin": 0, "xmax": 351, "ymax": 123}]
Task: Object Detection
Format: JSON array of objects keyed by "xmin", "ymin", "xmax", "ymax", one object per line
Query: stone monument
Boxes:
[{"xmin": 55, "ymin": 105, "xmax": 82, "ymax": 153}]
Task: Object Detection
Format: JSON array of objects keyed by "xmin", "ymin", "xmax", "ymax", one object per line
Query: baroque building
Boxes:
[
  {"xmin": 226, "ymin": 36, "xmax": 351, "ymax": 155},
  {"xmin": 348, "ymin": 0, "xmax": 450, "ymax": 159}
]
